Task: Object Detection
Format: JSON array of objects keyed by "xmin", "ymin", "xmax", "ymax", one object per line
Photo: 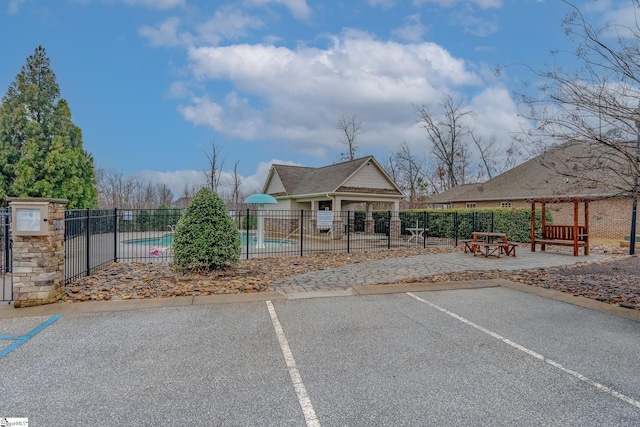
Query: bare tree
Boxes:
[
  {"xmin": 470, "ymin": 133, "xmax": 523, "ymax": 181},
  {"xmin": 382, "ymin": 153, "xmax": 399, "ymax": 183},
  {"xmin": 155, "ymin": 183, "xmax": 174, "ymax": 207},
  {"xmin": 508, "ymin": 0, "xmax": 640, "ymax": 194},
  {"xmin": 96, "ymin": 168, "xmax": 142, "ymax": 208},
  {"xmin": 394, "ymin": 142, "xmax": 428, "ymax": 208},
  {"xmin": 337, "ymin": 114, "xmax": 362, "ymax": 161},
  {"xmin": 506, "ymin": 0, "xmax": 640, "ymax": 252},
  {"xmin": 415, "ymin": 95, "xmax": 475, "ymax": 190},
  {"xmin": 231, "ymin": 160, "xmax": 242, "ymax": 210},
  {"xmin": 203, "ymin": 140, "xmax": 226, "ymax": 193}
]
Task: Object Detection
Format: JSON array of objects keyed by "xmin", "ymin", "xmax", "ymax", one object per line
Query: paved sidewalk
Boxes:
[{"xmin": 269, "ymin": 249, "xmax": 612, "ymax": 295}]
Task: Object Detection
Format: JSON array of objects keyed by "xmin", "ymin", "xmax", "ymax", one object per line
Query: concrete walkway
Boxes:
[{"xmin": 269, "ymin": 249, "xmax": 612, "ymax": 296}]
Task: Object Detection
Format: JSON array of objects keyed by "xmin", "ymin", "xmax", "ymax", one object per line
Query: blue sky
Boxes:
[{"xmin": 0, "ymin": 0, "xmax": 631, "ymax": 198}]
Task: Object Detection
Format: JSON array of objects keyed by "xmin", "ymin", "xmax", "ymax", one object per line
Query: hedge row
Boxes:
[{"xmin": 396, "ymin": 208, "xmax": 552, "ymax": 242}]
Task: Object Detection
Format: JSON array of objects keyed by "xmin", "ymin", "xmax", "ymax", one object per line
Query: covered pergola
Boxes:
[{"xmin": 530, "ymin": 197, "xmax": 592, "ymax": 256}]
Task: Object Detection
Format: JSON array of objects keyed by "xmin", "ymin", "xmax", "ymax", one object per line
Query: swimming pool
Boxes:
[{"xmin": 124, "ymin": 232, "xmax": 296, "ymax": 248}]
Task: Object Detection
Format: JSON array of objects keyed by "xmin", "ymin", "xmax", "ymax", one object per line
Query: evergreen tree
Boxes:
[{"xmin": 0, "ymin": 46, "xmax": 97, "ymax": 207}]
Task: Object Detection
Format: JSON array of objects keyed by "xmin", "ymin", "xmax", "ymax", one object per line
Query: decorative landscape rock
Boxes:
[{"xmin": 63, "ymin": 247, "xmax": 640, "ymax": 311}]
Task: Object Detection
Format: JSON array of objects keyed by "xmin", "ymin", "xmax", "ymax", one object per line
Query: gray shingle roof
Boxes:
[
  {"xmin": 268, "ymin": 156, "xmax": 403, "ymax": 196},
  {"xmin": 427, "ymin": 183, "xmax": 484, "ymax": 205},
  {"xmin": 430, "ymin": 142, "xmax": 629, "ymax": 204}
]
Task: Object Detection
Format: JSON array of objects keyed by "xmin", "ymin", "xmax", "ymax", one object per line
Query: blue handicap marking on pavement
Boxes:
[{"xmin": 0, "ymin": 314, "xmax": 63, "ymax": 359}]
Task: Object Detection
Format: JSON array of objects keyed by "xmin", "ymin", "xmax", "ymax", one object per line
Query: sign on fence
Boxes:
[{"xmin": 317, "ymin": 210, "xmax": 333, "ymax": 229}]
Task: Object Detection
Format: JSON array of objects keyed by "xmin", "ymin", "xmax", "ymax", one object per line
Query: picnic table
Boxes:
[{"xmin": 463, "ymin": 232, "xmax": 517, "ymax": 258}]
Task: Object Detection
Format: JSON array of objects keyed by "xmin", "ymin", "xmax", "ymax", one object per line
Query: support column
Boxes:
[
  {"xmin": 364, "ymin": 205, "xmax": 374, "ymax": 234},
  {"xmin": 530, "ymin": 201, "xmax": 536, "ymax": 252},
  {"xmin": 584, "ymin": 201, "xmax": 589, "ymax": 256},
  {"xmin": 389, "ymin": 207, "xmax": 401, "ymax": 239},
  {"xmin": 9, "ymin": 198, "xmax": 67, "ymax": 308}
]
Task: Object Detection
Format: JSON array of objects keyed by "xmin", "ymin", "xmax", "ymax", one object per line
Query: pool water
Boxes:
[{"xmin": 124, "ymin": 232, "xmax": 295, "ymax": 248}]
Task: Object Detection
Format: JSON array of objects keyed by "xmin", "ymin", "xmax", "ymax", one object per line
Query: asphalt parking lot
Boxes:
[{"xmin": 1, "ymin": 286, "xmax": 639, "ymax": 426}]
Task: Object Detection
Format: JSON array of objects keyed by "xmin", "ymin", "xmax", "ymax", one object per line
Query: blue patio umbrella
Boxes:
[{"xmin": 244, "ymin": 194, "xmax": 277, "ymax": 248}]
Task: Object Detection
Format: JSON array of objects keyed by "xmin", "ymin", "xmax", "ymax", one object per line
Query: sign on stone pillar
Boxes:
[{"xmin": 9, "ymin": 198, "xmax": 67, "ymax": 308}]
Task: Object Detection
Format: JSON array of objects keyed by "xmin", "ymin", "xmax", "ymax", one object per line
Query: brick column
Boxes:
[{"xmin": 9, "ymin": 198, "xmax": 67, "ymax": 308}]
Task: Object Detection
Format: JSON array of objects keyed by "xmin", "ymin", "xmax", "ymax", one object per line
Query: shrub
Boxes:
[
  {"xmin": 172, "ymin": 188, "xmax": 241, "ymax": 272},
  {"xmin": 241, "ymin": 214, "xmax": 257, "ymax": 230}
]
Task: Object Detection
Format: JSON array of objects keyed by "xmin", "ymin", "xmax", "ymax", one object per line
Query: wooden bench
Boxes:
[
  {"xmin": 502, "ymin": 242, "xmax": 518, "ymax": 257},
  {"xmin": 534, "ymin": 225, "xmax": 589, "ymax": 256},
  {"xmin": 463, "ymin": 238, "xmax": 517, "ymax": 257},
  {"xmin": 472, "ymin": 242, "xmax": 508, "ymax": 258}
]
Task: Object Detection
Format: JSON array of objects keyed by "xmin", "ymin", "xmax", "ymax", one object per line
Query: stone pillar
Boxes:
[
  {"xmin": 364, "ymin": 208, "xmax": 374, "ymax": 234},
  {"xmin": 390, "ymin": 208, "xmax": 401, "ymax": 239},
  {"xmin": 389, "ymin": 219, "xmax": 402, "ymax": 239},
  {"xmin": 331, "ymin": 219, "xmax": 343, "ymax": 240},
  {"xmin": 364, "ymin": 219, "xmax": 375, "ymax": 234},
  {"xmin": 9, "ymin": 198, "xmax": 67, "ymax": 308}
]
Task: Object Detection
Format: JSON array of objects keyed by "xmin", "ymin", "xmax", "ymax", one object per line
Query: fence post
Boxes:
[
  {"xmin": 85, "ymin": 208, "xmax": 91, "ymax": 277},
  {"xmin": 387, "ymin": 211, "xmax": 391, "ymax": 250},
  {"xmin": 3, "ymin": 213, "xmax": 10, "ymax": 273},
  {"xmin": 347, "ymin": 211, "xmax": 351, "ymax": 253},
  {"xmin": 300, "ymin": 210, "xmax": 304, "ymax": 257},
  {"xmin": 454, "ymin": 211, "xmax": 458, "ymax": 247},
  {"xmin": 246, "ymin": 208, "xmax": 250, "ymax": 260},
  {"xmin": 472, "ymin": 211, "xmax": 476, "ymax": 235},
  {"xmin": 423, "ymin": 211, "xmax": 427, "ymax": 249},
  {"xmin": 113, "ymin": 208, "xmax": 118, "ymax": 262}
]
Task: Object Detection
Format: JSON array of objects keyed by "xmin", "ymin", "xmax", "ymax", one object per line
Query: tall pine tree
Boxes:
[{"xmin": 0, "ymin": 46, "xmax": 97, "ymax": 208}]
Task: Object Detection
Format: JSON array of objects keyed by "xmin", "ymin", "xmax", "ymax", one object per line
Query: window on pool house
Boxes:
[
  {"xmin": 465, "ymin": 202, "xmax": 476, "ymax": 208},
  {"xmin": 500, "ymin": 201, "xmax": 513, "ymax": 208}
]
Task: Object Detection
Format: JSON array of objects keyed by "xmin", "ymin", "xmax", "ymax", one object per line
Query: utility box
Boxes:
[{"xmin": 11, "ymin": 201, "xmax": 49, "ymax": 236}]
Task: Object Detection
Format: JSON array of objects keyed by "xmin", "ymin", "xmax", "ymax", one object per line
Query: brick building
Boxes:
[{"xmin": 426, "ymin": 143, "xmax": 639, "ymax": 242}]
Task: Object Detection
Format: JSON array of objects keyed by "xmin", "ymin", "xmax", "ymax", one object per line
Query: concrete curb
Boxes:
[
  {"xmin": 1, "ymin": 280, "xmax": 639, "ymax": 323},
  {"xmin": 0, "ymin": 292, "xmax": 286, "ymax": 319}
]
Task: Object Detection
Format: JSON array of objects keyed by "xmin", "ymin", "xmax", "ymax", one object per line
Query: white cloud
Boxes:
[
  {"xmin": 469, "ymin": 86, "xmax": 526, "ymax": 141},
  {"xmin": 139, "ymin": 17, "xmax": 193, "ymax": 47},
  {"xmin": 135, "ymin": 169, "xmax": 204, "ymax": 198},
  {"xmin": 589, "ymin": 2, "xmax": 638, "ymax": 40},
  {"xmin": 134, "ymin": 158, "xmax": 302, "ymax": 198},
  {"xmin": 179, "ymin": 30, "xmax": 481, "ymax": 156},
  {"xmin": 392, "ymin": 13, "xmax": 427, "ymax": 42},
  {"xmin": 7, "ymin": 0, "xmax": 27, "ymax": 14},
  {"xmin": 453, "ymin": 8, "xmax": 499, "ymax": 37},
  {"xmin": 166, "ymin": 81, "xmax": 193, "ymax": 99},
  {"xmin": 139, "ymin": 7, "xmax": 262, "ymax": 48},
  {"xmin": 367, "ymin": 0, "xmax": 397, "ymax": 8},
  {"xmin": 177, "ymin": 95, "xmax": 225, "ymax": 129},
  {"xmin": 121, "ymin": 0, "xmax": 185, "ymax": 9},
  {"xmin": 244, "ymin": 0, "xmax": 311, "ymax": 20},
  {"xmin": 196, "ymin": 6, "xmax": 264, "ymax": 45},
  {"xmin": 412, "ymin": 0, "xmax": 501, "ymax": 9}
]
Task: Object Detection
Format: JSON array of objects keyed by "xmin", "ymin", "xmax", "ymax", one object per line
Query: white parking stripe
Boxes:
[
  {"xmin": 407, "ymin": 292, "xmax": 640, "ymax": 410},
  {"xmin": 267, "ymin": 301, "xmax": 321, "ymax": 427}
]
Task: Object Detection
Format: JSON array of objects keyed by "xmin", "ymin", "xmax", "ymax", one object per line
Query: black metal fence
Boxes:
[
  {"xmin": 63, "ymin": 208, "xmax": 520, "ymax": 284},
  {"xmin": 0, "ymin": 209, "xmax": 12, "ymax": 302}
]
